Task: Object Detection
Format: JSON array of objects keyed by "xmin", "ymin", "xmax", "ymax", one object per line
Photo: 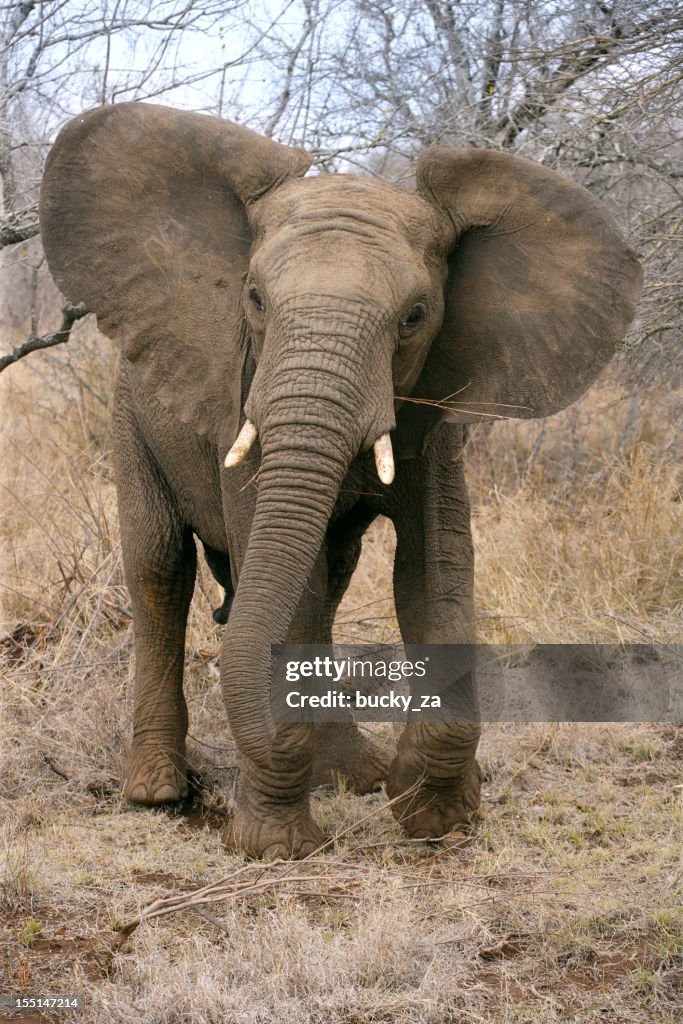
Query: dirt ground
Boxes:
[{"xmin": 1, "ymin": 335, "xmax": 681, "ymax": 1022}]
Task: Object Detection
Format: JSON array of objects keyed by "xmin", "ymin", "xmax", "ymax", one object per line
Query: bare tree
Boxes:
[
  {"xmin": 2, "ymin": 0, "xmax": 681, "ymax": 382},
  {"xmin": 247, "ymin": 0, "xmax": 682, "ymax": 384},
  {"xmin": 0, "ymin": 0, "xmax": 258, "ymax": 364}
]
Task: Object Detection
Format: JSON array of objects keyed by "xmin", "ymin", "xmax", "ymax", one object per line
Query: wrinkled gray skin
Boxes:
[{"xmin": 39, "ymin": 104, "xmax": 641, "ymax": 859}]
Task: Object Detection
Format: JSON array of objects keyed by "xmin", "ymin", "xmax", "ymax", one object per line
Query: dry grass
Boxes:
[
  {"xmin": 338, "ymin": 373, "xmax": 682, "ymax": 648},
  {"xmin": 1, "ymin": 333, "xmax": 681, "ymax": 1022}
]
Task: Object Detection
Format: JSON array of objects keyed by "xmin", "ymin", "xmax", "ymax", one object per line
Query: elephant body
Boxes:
[
  {"xmin": 39, "ymin": 102, "xmax": 641, "ymax": 858},
  {"xmin": 114, "ymin": 354, "xmax": 480, "ymax": 856}
]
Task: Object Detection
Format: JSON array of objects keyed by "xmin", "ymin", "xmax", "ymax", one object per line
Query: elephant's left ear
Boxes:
[
  {"xmin": 398, "ymin": 146, "xmax": 641, "ymax": 451},
  {"xmin": 39, "ymin": 102, "xmax": 311, "ymax": 446}
]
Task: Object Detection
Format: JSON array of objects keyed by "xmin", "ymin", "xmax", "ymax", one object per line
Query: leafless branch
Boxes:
[
  {"xmin": 0, "ymin": 215, "xmax": 38, "ymax": 246},
  {"xmin": 263, "ymin": 1, "xmax": 314, "ymax": 137},
  {"xmin": 0, "ymin": 301, "xmax": 88, "ymax": 372},
  {"xmin": 113, "ymin": 783, "xmax": 422, "ymax": 948}
]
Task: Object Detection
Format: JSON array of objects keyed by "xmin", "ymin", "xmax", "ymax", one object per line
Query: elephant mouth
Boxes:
[{"xmin": 225, "ymin": 417, "xmax": 395, "ymax": 484}]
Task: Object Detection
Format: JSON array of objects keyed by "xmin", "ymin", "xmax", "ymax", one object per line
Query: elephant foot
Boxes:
[
  {"xmin": 386, "ymin": 749, "xmax": 481, "ymax": 839},
  {"xmin": 310, "ymin": 724, "xmax": 392, "ymax": 794},
  {"xmin": 225, "ymin": 727, "xmax": 326, "ymax": 858},
  {"xmin": 224, "ymin": 808, "xmax": 326, "ymax": 860},
  {"xmin": 123, "ymin": 741, "xmax": 188, "ymax": 805}
]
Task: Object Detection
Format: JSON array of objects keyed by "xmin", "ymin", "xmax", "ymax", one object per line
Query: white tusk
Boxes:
[
  {"xmin": 224, "ymin": 419, "xmax": 258, "ymax": 468},
  {"xmin": 373, "ymin": 433, "xmax": 395, "ymax": 485}
]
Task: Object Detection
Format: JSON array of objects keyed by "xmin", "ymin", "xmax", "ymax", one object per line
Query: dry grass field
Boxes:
[{"xmin": 1, "ymin": 325, "xmax": 681, "ymax": 1023}]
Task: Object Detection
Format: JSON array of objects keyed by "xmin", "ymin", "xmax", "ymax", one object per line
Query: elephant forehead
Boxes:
[
  {"xmin": 252, "ymin": 175, "xmax": 441, "ymax": 247},
  {"xmin": 261, "ymin": 256, "xmax": 429, "ymax": 312}
]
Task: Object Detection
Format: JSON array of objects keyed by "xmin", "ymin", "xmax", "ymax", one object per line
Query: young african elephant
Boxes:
[{"xmin": 39, "ymin": 103, "xmax": 641, "ymax": 858}]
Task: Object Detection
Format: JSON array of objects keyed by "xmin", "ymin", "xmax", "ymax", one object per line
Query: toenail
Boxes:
[{"xmin": 154, "ymin": 785, "xmax": 178, "ymax": 802}]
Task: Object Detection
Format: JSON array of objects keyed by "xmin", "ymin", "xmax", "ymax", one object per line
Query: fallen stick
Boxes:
[{"xmin": 114, "ymin": 783, "xmax": 423, "ymax": 948}]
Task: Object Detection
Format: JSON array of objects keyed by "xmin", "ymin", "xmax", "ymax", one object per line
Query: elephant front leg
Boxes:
[
  {"xmin": 386, "ymin": 720, "xmax": 481, "ymax": 838},
  {"xmin": 225, "ymin": 724, "xmax": 325, "ymax": 859},
  {"xmin": 386, "ymin": 423, "xmax": 482, "ymax": 839},
  {"xmin": 115, "ymin": 416, "xmax": 196, "ymax": 806},
  {"xmin": 121, "ymin": 536, "xmax": 197, "ymax": 806}
]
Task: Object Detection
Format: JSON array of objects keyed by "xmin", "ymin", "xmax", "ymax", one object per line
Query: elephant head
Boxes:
[{"xmin": 39, "ymin": 103, "xmax": 641, "ymax": 768}]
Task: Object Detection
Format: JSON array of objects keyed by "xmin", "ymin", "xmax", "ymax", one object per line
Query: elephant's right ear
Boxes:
[{"xmin": 39, "ymin": 102, "xmax": 311, "ymax": 446}]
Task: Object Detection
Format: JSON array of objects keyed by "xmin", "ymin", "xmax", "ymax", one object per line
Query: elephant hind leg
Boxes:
[
  {"xmin": 310, "ymin": 511, "xmax": 392, "ymax": 794},
  {"xmin": 386, "ymin": 720, "xmax": 481, "ymax": 838},
  {"xmin": 310, "ymin": 723, "xmax": 392, "ymax": 794},
  {"xmin": 225, "ymin": 724, "xmax": 326, "ymax": 860},
  {"xmin": 203, "ymin": 544, "xmax": 234, "ymax": 624}
]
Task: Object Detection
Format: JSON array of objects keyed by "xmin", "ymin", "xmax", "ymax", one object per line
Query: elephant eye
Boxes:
[
  {"xmin": 249, "ymin": 287, "xmax": 265, "ymax": 313},
  {"xmin": 399, "ymin": 303, "xmax": 426, "ymax": 338}
]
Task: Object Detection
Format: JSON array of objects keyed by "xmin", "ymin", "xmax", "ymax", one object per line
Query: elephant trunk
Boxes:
[{"xmin": 220, "ymin": 357, "xmax": 381, "ymax": 767}]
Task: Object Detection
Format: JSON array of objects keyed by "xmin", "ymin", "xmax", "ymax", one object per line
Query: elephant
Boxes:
[{"xmin": 38, "ymin": 102, "xmax": 641, "ymax": 859}]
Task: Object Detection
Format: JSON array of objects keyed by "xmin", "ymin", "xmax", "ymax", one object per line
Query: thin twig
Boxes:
[
  {"xmin": 192, "ymin": 906, "xmax": 232, "ymax": 935},
  {"xmin": 0, "ymin": 303, "xmax": 89, "ymax": 373}
]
